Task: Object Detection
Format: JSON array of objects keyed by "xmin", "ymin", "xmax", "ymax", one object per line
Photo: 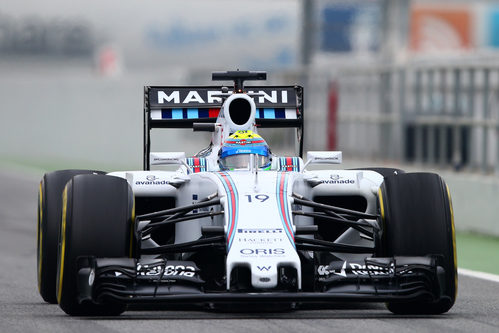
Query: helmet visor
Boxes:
[{"xmin": 220, "ymin": 154, "xmax": 271, "ymax": 170}]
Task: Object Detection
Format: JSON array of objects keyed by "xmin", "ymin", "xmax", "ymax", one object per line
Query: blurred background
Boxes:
[{"xmin": 2, "ymin": 0, "xmax": 499, "ymax": 257}]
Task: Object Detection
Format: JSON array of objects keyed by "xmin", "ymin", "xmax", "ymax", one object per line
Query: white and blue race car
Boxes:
[{"xmin": 37, "ymin": 71, "xmax": 457, "ymax": 316}]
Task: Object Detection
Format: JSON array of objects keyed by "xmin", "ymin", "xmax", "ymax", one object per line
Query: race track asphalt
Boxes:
[{"xmin": 1, "ymin": 168, "xmax": 498, "ymax": 333}]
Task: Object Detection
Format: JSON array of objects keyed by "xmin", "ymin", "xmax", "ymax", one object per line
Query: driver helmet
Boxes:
[{"xmin": 219, "ymin": 130, "xmax": 271, "ymax": 170}]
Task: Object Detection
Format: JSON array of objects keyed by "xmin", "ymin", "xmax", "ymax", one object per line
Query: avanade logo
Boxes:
[{"xmin": 319, "ymin": 174, "xmax": 355, "ymax": 184}]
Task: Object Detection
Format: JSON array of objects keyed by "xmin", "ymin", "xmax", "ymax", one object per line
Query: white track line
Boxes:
[{"xmin": 458, "ymin": 268, "xmax": 499, "ymax": 283}]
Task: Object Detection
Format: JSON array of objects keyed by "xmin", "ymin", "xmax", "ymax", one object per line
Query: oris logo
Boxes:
[{"xmin": 240, "ymin": 248, "xmax": 285, "ymax": 255}]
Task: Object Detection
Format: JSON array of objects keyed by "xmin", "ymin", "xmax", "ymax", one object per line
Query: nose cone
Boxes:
[
  {"xmin": 251, "ymin": 263, "xmax": 278, "ymax": 288},
  {"xmin": 218, "ymin": 171, "xmax": 302, "ymax": 290}
]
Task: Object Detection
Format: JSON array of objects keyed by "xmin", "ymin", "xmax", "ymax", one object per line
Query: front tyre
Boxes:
[
  {"xmin": 56, "ymin": 174, "xmax": 135, "ymax": 316},
  {"xmin": 37, "ymin": 170, "xmax": 104, "ymax": 304},
  {"xmin": 379, "ymin": 172, "xmax": 457, "ymax": 314}
]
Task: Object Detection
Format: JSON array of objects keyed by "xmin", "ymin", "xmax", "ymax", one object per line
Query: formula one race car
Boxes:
[{"xmin": 37, "ymin": 71, "xmax": 457, "ymax": 316}]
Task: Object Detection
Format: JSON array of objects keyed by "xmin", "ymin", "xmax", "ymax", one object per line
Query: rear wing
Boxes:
[{"xmin": 143, "ymin": 85, "xmax": 304, "ymax": 170}]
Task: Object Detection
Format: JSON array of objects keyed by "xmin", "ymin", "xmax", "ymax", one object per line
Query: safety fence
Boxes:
[{"xmin": 334, "ymin": 63, "xmax": 499, "ymax": 174}]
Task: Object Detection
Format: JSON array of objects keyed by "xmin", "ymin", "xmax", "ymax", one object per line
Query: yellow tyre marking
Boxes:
[
  {"xmin": 446, "ymin": 184, "xmax": 458, "ymax": 300},
  {"xmin": 57, "ymin": 186, "xmax": 68, "ymax": 304},
  {"xmin": 378, "ymin": 188, "xmax": 385, "ymax": 220},
  {"xmin": 37, "ymin": 181, "xmax": 43, "ymax": 292},
  {"xmin": 378, "ymin": 187, "xmax": 388, "ymax": 309},
  {"xmin": 129, "ymin": 195, "xmax": 135, "ymax": 258}
]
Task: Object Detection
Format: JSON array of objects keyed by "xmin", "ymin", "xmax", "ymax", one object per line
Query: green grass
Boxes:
[{"xmin": 456, "ymin": 232, "xmax": 499, "ymax": 275}]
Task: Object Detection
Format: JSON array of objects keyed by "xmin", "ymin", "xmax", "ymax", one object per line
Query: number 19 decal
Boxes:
[{"xmin": 245, "ymin": 194, "xmax": 269, "ymax": 203}]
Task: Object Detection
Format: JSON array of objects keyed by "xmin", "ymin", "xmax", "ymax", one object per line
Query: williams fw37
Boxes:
[{"xmin": 37, "ymin": 71, "xmax": 457, "ymax": 316}]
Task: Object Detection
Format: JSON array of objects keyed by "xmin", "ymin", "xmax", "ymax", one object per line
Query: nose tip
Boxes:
[{"xmin": 251, "ymin": 264, "xmax": 277, "ymax": 289}]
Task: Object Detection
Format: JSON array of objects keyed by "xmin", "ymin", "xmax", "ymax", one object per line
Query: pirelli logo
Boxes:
[{"xmin": 237, "ymin": 228, "xmax": 283, "ymax": 234}]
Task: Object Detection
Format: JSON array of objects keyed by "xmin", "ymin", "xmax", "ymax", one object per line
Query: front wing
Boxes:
[{"xmin": 77, "ymin": 256, "xmax": 449, "ymax": 306}]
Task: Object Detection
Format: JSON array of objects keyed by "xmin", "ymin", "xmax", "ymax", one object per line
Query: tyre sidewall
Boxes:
[
  {"xmin": 56, "ymin": 174, "xmax": 133, "ymax": 316},
  {"xmin": 37, "ymin": 169, "xmax": 104, "ymax": 303},
  {"xmin": 380, "ymin": 172, "xmax": 456, "ymax": 314}
]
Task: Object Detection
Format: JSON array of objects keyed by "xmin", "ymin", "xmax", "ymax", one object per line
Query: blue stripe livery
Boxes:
[
  {"xmin": 158, "ymin": 108, "xmax": 292, "ymax": 119},
  {"xmin": 172, "ymin": 109, "xmax": 183, "ymax": 119},
  {"xmin": 276, "ymin": 173, "xmax": 295, "ymax": 248},
  {"xmin": 215, "ymin": 172, "xmax": 238, "ymax": 251}
]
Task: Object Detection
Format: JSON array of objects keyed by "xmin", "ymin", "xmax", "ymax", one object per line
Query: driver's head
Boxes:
[{"xmin": 219, "ymin": 130, "xmax": 271, "ymax": 170}]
